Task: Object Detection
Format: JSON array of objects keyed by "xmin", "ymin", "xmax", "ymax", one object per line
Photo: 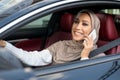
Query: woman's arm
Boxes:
[{"xmin": 0, "ymin": 40, "xmax": 52, "ymax": 66}]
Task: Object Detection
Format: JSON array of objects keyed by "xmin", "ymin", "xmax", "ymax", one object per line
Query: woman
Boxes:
[{"xmin": 0, "ymin": 10, "xmax": 105, "ymax": 67}]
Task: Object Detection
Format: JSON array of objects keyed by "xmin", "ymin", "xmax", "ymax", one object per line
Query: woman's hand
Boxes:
[
  {"xmin": 80, "ymin": 35, "xmax": 94, "ymax": 58},
  {"xmin": 83, "ymin": 35, "xmax": 94, "ymax": 50},
  {"xmin": 0, "ymin": 40, "xmax": 6, "ymax": 47}
]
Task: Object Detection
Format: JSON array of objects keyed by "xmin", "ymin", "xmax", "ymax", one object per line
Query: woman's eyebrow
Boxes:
[{"xmin": 82, "ymin": 20, "xmax": 90, "ymax": 23}]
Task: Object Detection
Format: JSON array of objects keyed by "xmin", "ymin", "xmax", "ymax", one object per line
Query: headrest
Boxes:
[
  {"xmin": 96, "ymin": 13, "xmax": 119, "ymax": 41},
  {"xmin": 60, "ymin": 13, "xmax": 74, "ymax": 32}
]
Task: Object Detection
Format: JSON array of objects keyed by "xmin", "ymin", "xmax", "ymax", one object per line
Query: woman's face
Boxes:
[{"xmin": 72, "ymin": 13, "xmax": 92, "ymax": 41}]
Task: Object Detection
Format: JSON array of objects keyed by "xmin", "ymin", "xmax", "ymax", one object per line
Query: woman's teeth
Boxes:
[{"xmin": 74, "ymin": 31, "xmax": 83, "ymax": 36}]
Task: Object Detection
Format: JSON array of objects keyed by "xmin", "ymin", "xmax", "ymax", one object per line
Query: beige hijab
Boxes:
[{"xmin": 47, "ymin": 10, "xmax": 100, "ymax": 64}]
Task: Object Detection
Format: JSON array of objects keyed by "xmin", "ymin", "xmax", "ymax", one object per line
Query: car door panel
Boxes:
[{"xmin": 37, "ymin": 61, "xmax": 119, "ymax": 80}]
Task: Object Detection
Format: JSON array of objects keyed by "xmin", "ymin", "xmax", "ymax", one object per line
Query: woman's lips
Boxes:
[{"xmin": 74, "ymin": 31, "xmax": 84, "ymax": 36}]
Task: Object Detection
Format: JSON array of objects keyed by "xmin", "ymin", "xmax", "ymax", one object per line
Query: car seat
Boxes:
[
  {"xmin": 45, "ymin": 13, "xmax": 74, "ymax": 48},
  {"xmin": 96, "ymin": 13, "xmax": 119, "ymax": 55},
  {"xmin": 15, "ymin": 38, "xmax": 43, "ymax": 51}
]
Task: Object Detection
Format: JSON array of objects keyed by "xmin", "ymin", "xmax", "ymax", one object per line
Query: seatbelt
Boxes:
[{"xmin": 89, "ymin": 38, "xmax": 120, "ymax": 58}]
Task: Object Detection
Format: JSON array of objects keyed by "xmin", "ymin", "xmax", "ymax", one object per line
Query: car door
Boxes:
[{"xmin": 34, "ymin": 54, "xmax": 120, "ymax": 80}]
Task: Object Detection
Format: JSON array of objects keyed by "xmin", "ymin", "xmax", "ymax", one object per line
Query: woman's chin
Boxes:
[{"xmin": 72, "ymin": 38, "xmax": 83, "ymax": 41}]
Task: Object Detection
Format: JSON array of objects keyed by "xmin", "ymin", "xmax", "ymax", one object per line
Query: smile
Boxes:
[{"xmin": 74, "ymin": 31, "xmax": 84, "ymax": 36}]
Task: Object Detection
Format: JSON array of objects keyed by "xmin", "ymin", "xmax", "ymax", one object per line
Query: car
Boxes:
[{"xmin": 0, "ymin": 0, "xmax": 120, "ymax": 80}]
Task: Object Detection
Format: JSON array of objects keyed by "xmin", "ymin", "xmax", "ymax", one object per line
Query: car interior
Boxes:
[
  {"xmin": 3, "ymin": 5, "xmax": 120, "ymax": 68},
  {"xmin": 15, "ymin": 10, "xmax": 119, "ymax": 52}
]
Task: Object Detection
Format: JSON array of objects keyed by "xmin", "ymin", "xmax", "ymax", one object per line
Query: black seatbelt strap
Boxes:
[{"xmin": 89, "ymin": 38, "xmax": 120, "ymax": 58}]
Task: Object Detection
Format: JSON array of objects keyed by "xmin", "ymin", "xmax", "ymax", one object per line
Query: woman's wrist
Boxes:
[
  {"xmin": 80, "ymin": 48, "xmax": 91, "ymax": 58},
  {"xmin": 83, "ymin": 47, "xmax": 92, "ymax": 51}
]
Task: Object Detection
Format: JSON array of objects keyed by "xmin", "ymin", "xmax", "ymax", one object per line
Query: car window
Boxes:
[
  {"xmin": 101, "ymin": 9, "xmax": 120, "ymax": 15},
  {"xmin": 21, "ymin": 14, "xmax": 52, "ymax": 29}
]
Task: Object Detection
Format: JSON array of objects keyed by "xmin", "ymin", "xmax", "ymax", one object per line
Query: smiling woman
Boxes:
[{"xmin": 0, "ymin": 9, "xmax": 105, "ymax": 68}]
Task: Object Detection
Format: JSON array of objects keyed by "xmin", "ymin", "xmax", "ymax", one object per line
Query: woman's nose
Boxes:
[{"xmin": 76, "ymin": 23, "xmax": 82, "ymax": 30}]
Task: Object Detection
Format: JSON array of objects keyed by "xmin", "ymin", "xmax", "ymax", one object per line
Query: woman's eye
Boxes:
[
  {"xmin": 74, "ymin": 20, "xmax": 79, "ymax": 24},
  {"xmin": 82, "ymin": 23, "xmax": 88, "ymax": 26}
]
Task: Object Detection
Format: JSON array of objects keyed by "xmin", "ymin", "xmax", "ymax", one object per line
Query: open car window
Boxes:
[{"xmin": 21, "ymin": 14, "xmax": 52, "ymax": 29}]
